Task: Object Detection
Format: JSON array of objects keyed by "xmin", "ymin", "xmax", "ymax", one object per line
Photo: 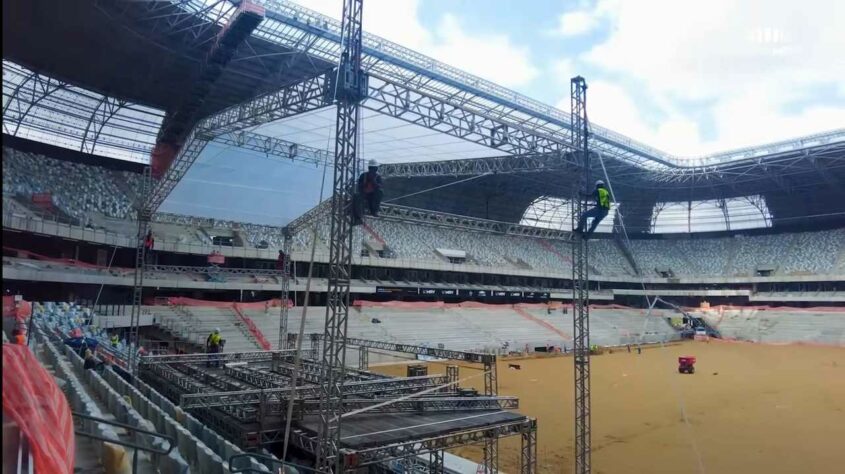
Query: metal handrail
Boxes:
[{"xmin": 72, "ymin": 411, "xmax": 176, "ymax": 473}]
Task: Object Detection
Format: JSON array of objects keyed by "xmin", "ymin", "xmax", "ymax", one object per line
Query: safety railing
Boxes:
[{"xmin": 72, "ymin": 411, "xmax": 175, "ymax": 474}]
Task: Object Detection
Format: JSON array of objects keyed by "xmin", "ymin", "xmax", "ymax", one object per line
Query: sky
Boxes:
[{"xmin": 291, "ymin": 0, "xmax": 845, "ymax": 157}]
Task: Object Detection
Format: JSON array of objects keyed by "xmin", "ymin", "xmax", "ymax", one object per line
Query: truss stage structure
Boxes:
[{"xmin": 138, "ymin": 342, "xmax": 537, "ymax": 473}]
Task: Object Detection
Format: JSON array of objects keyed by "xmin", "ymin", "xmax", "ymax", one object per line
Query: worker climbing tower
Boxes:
[{"xmin": 570, "ymin": 76, "xmax": 591, "ymax": 474}]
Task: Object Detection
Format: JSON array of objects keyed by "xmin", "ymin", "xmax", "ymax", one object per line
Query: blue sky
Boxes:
[{"xmin": 294, "ymin": 0, "xmax": 845, "ymax": 156}]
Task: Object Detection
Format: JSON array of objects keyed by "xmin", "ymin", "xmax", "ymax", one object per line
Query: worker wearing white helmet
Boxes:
[
  {"xmin": 574, "ymin": 179, "xmax": 612, "ymax": 238},
  {"xmin": 355, "ymin": 158, "xmax": 384, "ymax": 223}
]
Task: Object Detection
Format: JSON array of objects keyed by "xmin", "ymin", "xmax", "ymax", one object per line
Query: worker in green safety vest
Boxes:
[
  {"xmin": 206, "ymin": 328, "xmax": 223, "ymax": 368},
  {"xmin": 575, "ymin": 180, "xmax": 611, "ymax": 238}
]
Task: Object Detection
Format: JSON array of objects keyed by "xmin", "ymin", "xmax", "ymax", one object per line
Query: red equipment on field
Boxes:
[{"xmin": 678, "ymin": 356, "xmax": 696, "ymax": 374}]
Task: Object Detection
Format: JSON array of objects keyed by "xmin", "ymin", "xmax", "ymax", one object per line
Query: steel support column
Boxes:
[
  {"xmin": 570, "ymin": 76, "xmax": 591, "ymax": 474},
  {"xmin": 483, "ymin": 438, "xmax": 499, "ymax": 474},
  {"xmin": 520, "ymin": 419, "xmax": 538, "ymax": 474},
  {"xmin": 129, "ymin": 166, "xmax": 152, "ymax": 374},
  {"xmin": 429, "ymin": 449, "xmax": 444, "ymax": 474},
  {"xmin": 279, "ymin": 232, "xmax": 293, "ymax": 349},
  {"xmin": 316, "ymin": 0, "xmax": 366, "ymax": 471},
  {"xmin": 446, "ymin": 365, "xmax": 459, "ymax": 390},
  {"xmin": 358, "ymin": 346, "xmax": 368, "ymax": 370}
]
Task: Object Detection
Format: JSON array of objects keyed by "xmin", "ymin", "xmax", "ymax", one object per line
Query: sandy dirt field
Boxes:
[{"xmin": 373, "ymin": 341, "xmax": 845, "ymax": 474}]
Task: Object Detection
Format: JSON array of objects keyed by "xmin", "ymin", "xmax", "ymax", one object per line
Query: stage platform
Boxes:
[
  {"xmin": 302, "ymin": 410, "xmax": 527, "ymax": 449},
  {"xmin": 138, "ymin": 344, "xmax": 537, "ymax": 471}
]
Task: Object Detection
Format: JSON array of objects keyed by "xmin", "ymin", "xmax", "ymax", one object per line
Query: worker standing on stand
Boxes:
[
  {"xmin": 575, "ymin": 179, "xmax": 611, "ymax": 238},
  {"xmin": 206, "ymin": 328, "xmax": 223, "ymax": 368},
  {"xmin": 353, "ymin": 159, "xmax": 383, "ymax": 225}
]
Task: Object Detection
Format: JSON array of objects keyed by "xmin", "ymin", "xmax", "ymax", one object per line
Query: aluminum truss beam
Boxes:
[
  {"xmin": 139, "ymin": 349, "xmax": 296, "ymax": 365},
  {"xmin": 145, "ymin": 265, "xmax": 288, "ymax": 277},
  {"xmin": 146, "ymin": 71, "xmax": 334, "ymax": 213},
  {"xmin": 202, "ymin": 71, "xmax": 333, "ymax": 136},
  {"xmin": 378, "ymin": 204, "xmax": 573, "ymax": 240},
  {"xmin": 312, "ymin": 335, "xmax": 495, "ymax": 364},
  {"xmin": 379, "ymin": 152, "xmax": 576, "ymax": 178},
  {"xmin": 213, "ymin": 130, "xmax": 331, "ymax": 166},
  {"xmin": 284, "ymin": 198, "xmax": 334, "ymax": 236},
  {"xmin": 346, "ymin": 418, "xmax": 535, "ymax": 468},
  {"xmin": 270, "ymin": 360, "xmax": 386, "ymax": 384},
  {"xmin": 286, "ymin": 201, "xmax": 574, "ymax": 242},
  {"xmin": 179, "ymin": 375, "xmax": 449, "ymax": 409},
  {"xmin": 147, "ymin": 126, "xmax": 213, "ymax": 213},
  {"xmin": 570, "ymin": 76, "xmax": 591, "ymax": 474},
  {"xmin": 300, "ymin": 396, "xmax": 518, "ymax": 413}
]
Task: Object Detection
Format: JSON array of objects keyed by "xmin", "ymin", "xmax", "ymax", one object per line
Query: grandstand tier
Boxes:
[{"xmin": 5, "ymin": 147, "xmax": 845, "ymax": 281}]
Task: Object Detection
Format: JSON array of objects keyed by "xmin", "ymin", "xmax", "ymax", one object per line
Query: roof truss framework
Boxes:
[
  {"xmin": 1, "ymin": 61, "xmax": 164, "ymax": 162},
  {"xmin": 5, "ymin": 0, "xmax": 845, "ymax": 227}
]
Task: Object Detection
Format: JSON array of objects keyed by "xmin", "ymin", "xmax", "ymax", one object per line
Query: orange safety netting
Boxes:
[
  {"xmin": 164, "ymin": 296, "xmax": 292, "ymax": 308},
  {"xmin": 699, "ymin": 304, "xmax": 845, "ymax": 313},
  {"xmin": 2, "ymin": 344, "xmax": 75, "ymax": 474}
]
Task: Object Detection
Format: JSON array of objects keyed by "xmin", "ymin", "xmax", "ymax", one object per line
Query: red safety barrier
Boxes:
[
  {"xmin": 3, "ymin": 295, "xmax": 15, "ymax": 318},
  {"xmin": 353, "ymin": 300, "xmax": 446, "ymax": 309},
  {"xmin": 512, "ymin": 306, "xmax": 572, "ymax": 341},
  {"xmin": 165, "ymin": 297, "xmax": 291, "ymax": 308},
  {"xmin": 3, "ymin": 246, "xmax": 132, "ymax": 271},
  {"xmin": 232, "ymin": 304, "xmax": 271, "ymax": 350},
  {"xmin": 2, "ymin": 344, "xmax": 75, "ymax": 474}
]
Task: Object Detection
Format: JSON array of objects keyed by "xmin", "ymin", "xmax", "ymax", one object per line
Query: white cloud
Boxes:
[
  {"xmin": 551, "ymin": 11, "xmax": 599, "ymax": 37},
  {"xmin": 551, "ymin": 58, "xmax": 576, "ymax": 84},
  {"xmin": 425, "ymin": 15, "xmax": 538, "ymax": 87},
  {"xmin": 564, "ymin": 0, "xmax": 845, "ymax": 156},
  {"xmin": 288, "ymin": 0, "xmax": 538, "ymax": 87}
]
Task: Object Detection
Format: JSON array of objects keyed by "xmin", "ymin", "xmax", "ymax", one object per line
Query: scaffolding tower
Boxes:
[{"xmin": 570, "ymin": 76, "xmax": 591, "ymax": 474}]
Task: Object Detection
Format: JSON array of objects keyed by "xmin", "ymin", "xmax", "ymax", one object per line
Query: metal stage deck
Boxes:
[{"xmin": 138, "ymin": 345, "xmax": 537, "ymax": 472}]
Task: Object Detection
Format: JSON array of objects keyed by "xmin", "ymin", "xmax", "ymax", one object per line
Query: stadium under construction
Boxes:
[{"xmin": 2, "ymin": 1, "xmax": 844, "ymax": 474}]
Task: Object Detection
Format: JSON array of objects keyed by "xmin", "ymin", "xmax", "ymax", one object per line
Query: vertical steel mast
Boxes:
[
  {"xmin": 129, "ymin": 165, "xmax": 152, "ymax": 374},
  {"xmin": 315, "ymin": 0, "xmax": 366, "ymax": 472},
  {"xmin": 570, "ymin": 76, "xmax": 591, "ymax": 474},
  {"xmin": 278, "ymin": 230, "xmax": 293, "ymax": 349}
]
